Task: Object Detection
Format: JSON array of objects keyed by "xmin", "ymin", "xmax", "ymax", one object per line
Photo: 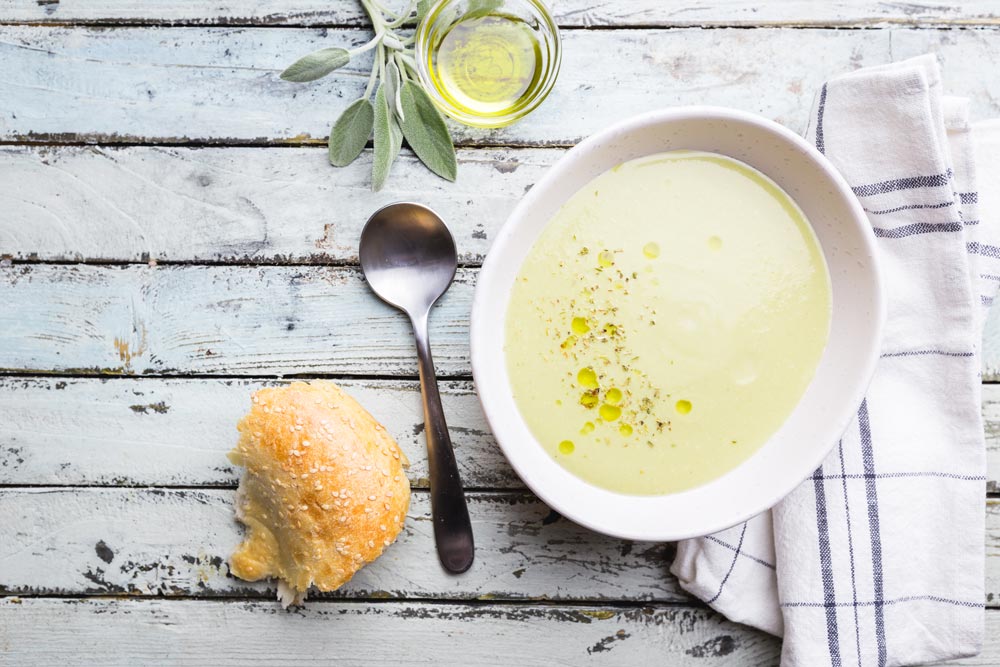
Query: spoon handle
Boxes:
[{"xmin": 410, "ymin": 311, "xmax": 475, "ymax": 574}]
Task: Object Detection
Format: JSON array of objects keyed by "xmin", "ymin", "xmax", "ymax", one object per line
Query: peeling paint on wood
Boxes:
[
  {"xmin": 3, "ymin": 27, "xmax": 1000, "ymax": 146},
  {"xmin": 0, "ymin": 489, "xmax": 996, "ymax": 607},
  {"xmin": 4, "ymin": 598, "xmax": 1000, "ymax": 666},
  {"xmin": 128, "ymin": 401, "xmax": 168, "ymax": 414},
  {"xmin": 0, "ymin": 377, "xmax": 514, "ymax": 489},
  {"xmin": 0, "ymin": 264, "xmax": 475, "ymax": 376},
  {"xmin": 2, "ymin": 1, "xmax": 1000, "ymax": 27},
  {"xmin": 94, "ymin": 540, "xmax": 114, "ymax": 564},
  {"xmin": 0, "ymin": 598, "xmax": 790, "ymax": 666},
  {"xmin": 0, "ymin": 488, "xmax": 679, "ymax": 602}
]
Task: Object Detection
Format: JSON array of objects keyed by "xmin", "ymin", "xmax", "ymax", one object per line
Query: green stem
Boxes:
[
  {"xmin": 377, "ymin": 42, "xmax": 387, "ymax": 85},
  {"xmin": 364, "ymin": 47, "xmax": 381, "ymax": 98},
  {"xmin": 349, "ymin": 31, "xmax": 384, "ymax": 56},
  {"xmin": 398, "ymin": 52, "xmax": 420, "ymax": 79}
]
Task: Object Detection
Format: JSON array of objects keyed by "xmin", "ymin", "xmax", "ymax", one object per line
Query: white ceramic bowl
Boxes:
[{"xmin": 470, "ymin": 106, "xmax": 885, "ymax": 541}]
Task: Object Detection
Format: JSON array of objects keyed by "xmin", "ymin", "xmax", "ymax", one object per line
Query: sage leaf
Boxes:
[
  {"xmin": 385, "ymin": 61, "xmax": 403, "ymax": 122},
  {"xmin": 280, "ymin": 47, "xmax": 351, "ymax": 82},
  {"xmin": 328, "ymin": 98, "xmax": 374, "ymax": 168},
  {"xmin": 399, "ymin": 80, "xmax": 457, "ymax": 182},
  {"xmin": 372, "ymin": 84, "xmax": 395, "ymax": 192},
  {"xmin": 390, "ymin": 115, "xmax": 404, "ymax": 162},
  {"xmin": 393, "ymin": 79, "xmax": 406, "ymax": 120}
]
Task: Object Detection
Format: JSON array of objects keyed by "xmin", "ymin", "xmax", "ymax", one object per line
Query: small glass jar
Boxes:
[{"xmin": 415, "ymin": 0, "xmax": 561, "ymax": 129}]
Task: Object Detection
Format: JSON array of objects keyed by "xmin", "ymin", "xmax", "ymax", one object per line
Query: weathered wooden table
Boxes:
[{"xmin": 1, "ymin": 2, "xmax": 999, "ymax": 664}]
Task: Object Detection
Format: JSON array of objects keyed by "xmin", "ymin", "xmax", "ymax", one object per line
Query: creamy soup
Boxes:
[{"xmin": 505, "ymin": 151, "xmax": 831, "ymax": 495}]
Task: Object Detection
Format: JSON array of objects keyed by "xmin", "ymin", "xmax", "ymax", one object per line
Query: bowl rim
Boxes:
[{"xmin": 470, "ymin": 105, "xmax": 886, "ymax": 541}]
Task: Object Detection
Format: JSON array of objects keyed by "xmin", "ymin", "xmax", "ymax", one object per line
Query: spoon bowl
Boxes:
[
  {"xmin": 359, "ymin": 202, "xmax": 475, "ymax": 574},
  {"xmin": 359, "ymin": 203, "xmax": 458, "ymax": 315}
]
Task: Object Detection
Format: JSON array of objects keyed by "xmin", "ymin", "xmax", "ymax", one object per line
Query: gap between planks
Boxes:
[
  {"xmin": 0, "ymin": 593, "xmax": 696, "ymax": 609},
  {"xmin": 4, "ymin": 21, "xmax": 1000, "ymax": 29},
  {"xmin": 4, "ymin": 0, "xmax": 1000, "ymax": 30}
]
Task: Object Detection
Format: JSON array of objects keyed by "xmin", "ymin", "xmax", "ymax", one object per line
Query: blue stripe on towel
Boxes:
[
  {"xmin": 852, "ymin": 170, "xmax": 952, "ymax": 197},
  {"xmin": 816, "ymin": 83, "xmax": 828, "ymax": 155},
  {"xmin": 881, "ymin": 349, "xmax": 974, "ymax": 358},
  {"xmin": 812, "ymin": 471, "xmax": 986, "ymax": 482},
  {"xmin": 872, "ymin": 222, "xmax": 962, "ymax": 238},
  {"xmin": 813, "ymin": 465, "xmax": 842, "ymax": 666},
  {"xmin": 863, "ymin": 201, "xmax": 954, "ymax": 216},
  {"xmin": 705, "ymin": 535, "xmax": 776, "ymax": 570},
  {"xmin": 967, "ymin": 242, "xmax": 1000, "ymax": 259},
  {"xmin": 837, "ymin": 441, "xmax": 863, "ymax": 666},
  {"xmin": 782, "ymin": 596, "xmax": 984, "ymax": 609},
  {"xmin": 858, "ymin": 400, "xmax": 887, "ymax": 667},
  {"xmin": 707, "ymin": 522, "xmax": 748, "ymax": 603}
]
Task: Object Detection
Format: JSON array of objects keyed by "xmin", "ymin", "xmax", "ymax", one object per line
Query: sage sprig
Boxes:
[{"xmin": 280, "ymin": 0, "xmax": 457, "ymax": 191}]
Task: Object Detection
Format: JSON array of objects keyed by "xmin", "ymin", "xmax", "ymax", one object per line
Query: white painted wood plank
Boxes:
[
  {"xmin": 0, "ymin": 487, "xmax": 680, "ymax": 602},
  {"xmin": 0, "ymin": 145, "xmax": 551, "ymax": 264},
  {"xmin": 5, "ymin": 27, "xmax": 997, "ymax": 146},
  {"xmin": 0, "ymin": 597, "xmax": 785, "ymax": 667},
  {"xmin": 3, "ymin": 27, "xmax": 998, "ymax": 146},
  {"xmin": 888, "ymin": 29, "xmax": 1000, "ymax": 112},
  {"xmin": 3, "ymin": 0, "xmax": 1000, "ymax": 27},
  {"xmin": 980, "ymin": 295, "xmax": 1000, "ymax": 381},
  {"xmin": 983, "ymin": 384, "xmax": 1000, "ymax": 494},
  {"xmin": 2, "ymin": 377, "xmax": 998, "ymax": 492},
  {"xmin": 0, "ymin": 377, "xmax": 514, "ymax": 488},
  {"xmin": 0, "ymin": 263, "xmax": 473, "ymax": 376},
  {"xmin": 0, "ymin": 489, "xmax": 995, "ymax": 606},
  {"xmin": 5, "ymin": 599, "xmax": 1000, "ymax": 667},
  {"xmin": 0, "ymin": 26, "xmax": 929, "ymax": 145}
]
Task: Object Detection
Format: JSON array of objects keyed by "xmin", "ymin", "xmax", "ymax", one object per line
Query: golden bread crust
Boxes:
[{"xmin": 227, "ymin": 381, "xmax": 410, "ymax": 605}]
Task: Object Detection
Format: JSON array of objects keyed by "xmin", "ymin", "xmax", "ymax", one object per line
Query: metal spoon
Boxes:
[{"xmin": 359, "ymin": 202, "xmax": 475, "ymax": 574}]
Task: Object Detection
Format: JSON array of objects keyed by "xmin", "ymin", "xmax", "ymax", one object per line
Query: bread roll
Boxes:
[{"xmin": 227, "ymin": 381, "xmax": 411, "ymax": 606}]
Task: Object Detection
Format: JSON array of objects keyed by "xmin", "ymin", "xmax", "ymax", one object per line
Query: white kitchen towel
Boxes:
[{"xmin": 672, "ymin": 54, "xmax": 1000, "ymax": 666}]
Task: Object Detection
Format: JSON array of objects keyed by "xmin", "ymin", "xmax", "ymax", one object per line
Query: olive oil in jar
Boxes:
[{"xmin": 429, "ymin": 13, "xmax": 543, "ymax": 117}]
